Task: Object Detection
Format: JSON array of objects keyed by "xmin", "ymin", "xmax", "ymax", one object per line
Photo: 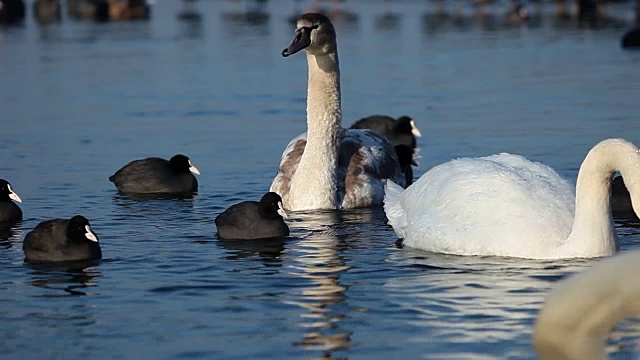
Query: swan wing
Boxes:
[
  {"xmin": 271, "ymin": 130, "xmax": 405, "ymax": 210},
  {"xmin": 384, "ymin": 180, "xmax": 407, "ymax": 238},
  {"xmin": 270, "ymin": 133, "xmax": 307, "ymax": 201},
  {"xmin": 338, "ymin": 129, "xmax": 406, "ymax": 208}
]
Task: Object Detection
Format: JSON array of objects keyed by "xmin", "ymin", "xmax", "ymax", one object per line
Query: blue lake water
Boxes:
[{"xmin": 1, "ymin": 0, "xmax": 640, "ymax": 358}]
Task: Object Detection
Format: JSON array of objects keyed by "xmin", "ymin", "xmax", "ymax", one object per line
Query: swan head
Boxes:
[
  {"xmin": 282, "ymin": 13, "xmax": 337, "ymax": 57},
  {"xmin": 596, "ymin": 139, "xmax": 640, "ymax": 219}
]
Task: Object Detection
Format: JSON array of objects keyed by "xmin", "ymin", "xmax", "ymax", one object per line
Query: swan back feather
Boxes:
[
  {"xmin": 386, "ymin": 153, "xmax": 575, "ymax": 258},
  {"xmin": 383, "ymin": 138, "xmax": 640, "ymax": 259},
  {"xmin": 271, "ymin": 129, "xmax": 405, "ymax": 210}
]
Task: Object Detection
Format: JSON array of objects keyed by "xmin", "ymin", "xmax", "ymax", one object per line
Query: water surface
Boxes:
[{"xmin": 1, "ymin": 0, "xmax": 640, "ymax": 358}]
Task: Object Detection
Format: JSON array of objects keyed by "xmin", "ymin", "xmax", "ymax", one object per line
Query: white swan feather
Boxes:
[{"xmin": 384, "ymin": 138, "xmax": 640, "ymax": 259}]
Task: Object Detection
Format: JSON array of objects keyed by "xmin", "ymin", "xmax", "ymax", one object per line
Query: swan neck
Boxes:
[
  {"xmin": 306, "ymin": 51, "xmax": 341, "ymax": 135},
  {"xmin": 566, "ymin": 157, "xmax": 617, "ymax": 255},
  {"xmin": 564, "ymin": 140, "xmax": 640, "ymax": 256},
  {"xmin": 287, "ymin": 51, "xmax": 342, "ymax": 210},
  {"xmin": 535, "ymin": 251, "xmax": 640, "ymax": 359}
]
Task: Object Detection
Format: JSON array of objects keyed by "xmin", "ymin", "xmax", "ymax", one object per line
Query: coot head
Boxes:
[
  {"xmin": 0, "ymin": 179, "xmax": 21, "ymax": 203},
  {"xmin": 169, "ymin": 154, "xmax": 201, "ymax": 175},
  {"xmin": 259, "ymin": 192, "xmax": 288, "ymax": 219},
  {"xmin": 396, "ymin": 116, "xmax": 422, "ymax": 138},
  {"xmin": 67, "ymin": 215, "xmax": 99, "ymax": 244}
]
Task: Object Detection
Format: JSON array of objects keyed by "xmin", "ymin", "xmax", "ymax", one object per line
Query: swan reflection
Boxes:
[{"xmin": 284, "ymin": 210, "xmax": 356, "ymax": 354}]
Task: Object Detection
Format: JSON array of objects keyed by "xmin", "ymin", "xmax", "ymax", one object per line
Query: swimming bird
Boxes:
[
  {"xmin": 67, "ymin": 0, "xmax": 109, "ymax": 21},
  {"xmin": 0, "ymin": 0, "xmax": 25, "ymax": 24},
  {"xmin": 505, "ymin": 0, "xmax": 529, "ymax": 26},
  {"xmin": 349, "ymin": 115, "xmax": 422, "ymax": 150},
  {"xmin": 271, "ymin": 13, "xmax": 406, "ymax": 211},
  {"xmin": 533, "ymin": 250, "xmax": 640, "ymax": 359},
  {"xmin": 384, "ymin": 138, "xmax": 640, "ymax": 259},
  {"xmin": 215, "ymin": 192, "xmax": 289, "ymax": 240},
  {"xmin": 0, "ymin": 179, "xmax": 22, "ymax": 224},
  {"xmin": 622, "ymin": 28, "xmax": 640, "ymax": 48},
  {"xmin": 23, "ymin": 215, "xmax": 101, "ymax": 263},
  {"xmin": 109, "ymin": 154, "xmax": 200, "ymax": 196},
  {"xmin": 108, "ymin": 0, "xmax": 150, "ymax": 21},
  {"xmin": 32, "ymin": 0, "xmax": 61, "ymax": 24},
  {"xmin": 350, "ymin": 114, "xmax": 422, "ymax": 183}
]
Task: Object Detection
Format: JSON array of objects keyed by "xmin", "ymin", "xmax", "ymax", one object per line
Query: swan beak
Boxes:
[
  {"xmin": 7, "ymin": 184, "xmax": 22, "ymax": 203},
  {"xmin": 410, "ymin": 120, "xmax": 422, "ymax": 138},
  {"xmin": 85, "ymin": 225, "xmax": 99, "ymax": 243},
  {"xmin": 277, "ymin": 201, "xmax": 289, "ymax": 219},
  {"xmin": 282, "ymin": 27, "xmax": 311, "ymax": 57},
  {"xmin": 188, "ymin": 160, "xmax": 201, "ymax": 175}
]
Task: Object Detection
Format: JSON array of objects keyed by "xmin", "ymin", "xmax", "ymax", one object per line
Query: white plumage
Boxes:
[{"xmin": 384, "ymin": 138, "xmax": 640, "ymax": 259}]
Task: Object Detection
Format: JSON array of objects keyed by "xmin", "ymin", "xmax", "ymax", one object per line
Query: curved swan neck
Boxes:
[
  {"xmin": 286, "ymin": 50, "xmax": 342, "ymax": 210},
  {"xmin": 534, "ymin": 250, "xmax": 640, "ymax": 359},
  {"xmin": 565, "ymin": 139, "xmax": 640, "ymax": 255}
]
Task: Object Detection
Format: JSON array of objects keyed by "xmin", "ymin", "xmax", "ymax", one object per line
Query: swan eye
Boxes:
[{"xmin": 300, "ymin": 24, "xmax": 319, "ymax": 32}]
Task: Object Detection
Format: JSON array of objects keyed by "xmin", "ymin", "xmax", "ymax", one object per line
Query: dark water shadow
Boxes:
[
  {"xmin": 111, "ymin": 193, "xmax": 199, "ymax": 225},
  {"xmin": 177, "ymin": 6, "xmax": 204, "ymax": 39},
  {"xmin": 375, "ymin": 12, "xmax": 402, "ymax": 31},
  {"xmin": 26, "ymin": 260, "xmax": 102, "ymax": 297},
  {"xmin": 0, "ymin": 221, "xmax": 22, "ymax": 246},
  {"xmin": 112, "ymin": 192, "xmax": 197, "ymax": 202},
  {"xmin": 177, "ymin": 0, "xmax": 202, "ymax": 22},
  {"xmin": 217, "ymin": 236, "xmax": 286, "ymax": 264}
]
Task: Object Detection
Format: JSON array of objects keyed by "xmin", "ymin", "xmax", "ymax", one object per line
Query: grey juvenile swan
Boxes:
[{"xmin": 270, "ymin": 13, "xmax": 405, "ymax": 211}]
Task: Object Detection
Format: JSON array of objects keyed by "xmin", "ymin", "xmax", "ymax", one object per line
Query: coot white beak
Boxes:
[
  {"xmin": 410, "ymin": 120, "xmax": 422, "ymax": 138},
  {"xmin": 7, "ymin": 184, "xmax": 22, "ymax": 203},
  {"xmin": 277, "ymin": 201, "xmax": 288, "ymax": 219},
  {"xmin": 85, "ymin": 225, "xmax": 99, "ymax": 243},
  {"xmin": 188, "ymin": 160, "xmax": 201, "ymax": 175}
]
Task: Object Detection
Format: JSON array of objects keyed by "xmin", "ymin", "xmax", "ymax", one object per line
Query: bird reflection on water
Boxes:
[
  {"xmin": 27, "ymin": 262, "xmax": 102, "ymax": 298},
  {"xmin": 282, "ymin": 210, "xmax": 358, "ymax": 355},
  {"xmin": 217, "ymin": 237, "xmax": 286, "ymax": 264},
  {"xmin": 0, "ymin": 223, "xmax": 21, "ymax": 246}
]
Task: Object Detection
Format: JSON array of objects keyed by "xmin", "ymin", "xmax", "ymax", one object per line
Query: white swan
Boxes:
[
  {"xmin": 534, "ymin": 250, "xmax": 640, "ymax": 359},
  {"xmin": 270, "ymin": 13, "xmax": 405, "ymax": 211},
  {"xmin": 384, "ymin": 138, "xmax": 640, "ymax": 259}
]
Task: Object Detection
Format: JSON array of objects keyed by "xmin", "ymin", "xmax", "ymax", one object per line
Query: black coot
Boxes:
[
  {"xmin": 0, "ymin": 179, "xmax": 22, "ymax": 224},
  {"xmin": 23, "ymin": 215, "xmax": 101, "ymax": 263},
  {"xmin": 215, "ymin": 192, "xmax": 289, "ymax": 240},
  {"xmin": 109, "ymin": 154, "xmax": 200, "ymax": 195}
]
